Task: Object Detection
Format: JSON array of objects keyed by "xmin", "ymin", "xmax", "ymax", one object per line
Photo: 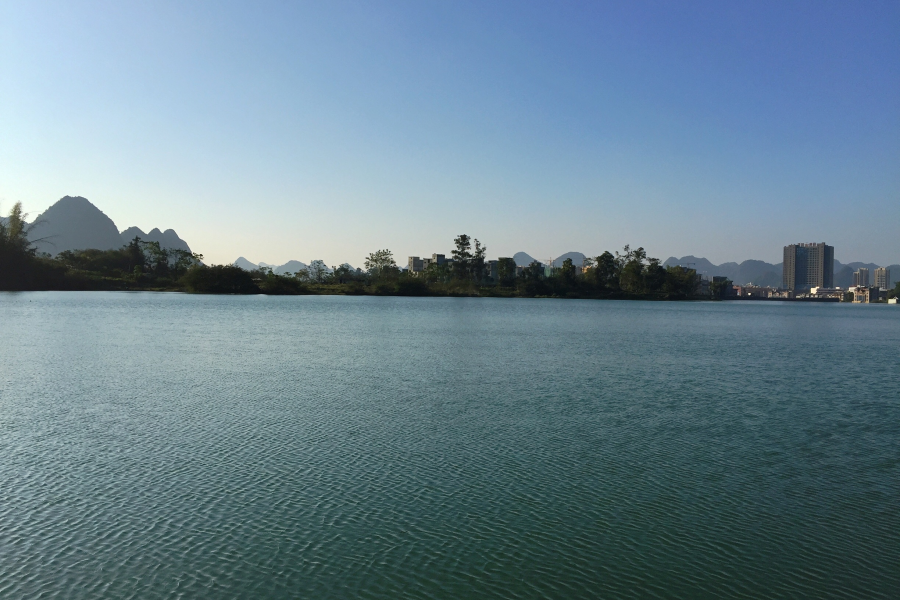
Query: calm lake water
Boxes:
[{"xmin": 1, "ymin": 292, "xmax": 898, "ymax": 599}]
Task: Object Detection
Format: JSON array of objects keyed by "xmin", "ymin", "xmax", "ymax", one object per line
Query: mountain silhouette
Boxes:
[
  {"xmin": 28, "ymin": 196, "xmax": 124, "ymax": 255},
  {"xmin": 512, "ymin": 252, "xmax": 539, "ymax": 267},
  {"xmin": 26, "ymin": 196, "xmax": 191, "ymax": 256},
  {"xmin": 513, "ymin": 251, "xmax": 587, "ymax": 267},
  {"xmin": 233, "ymin": 258, "xmax": 310, "ymax": 274},
  {"xmin": 663, "ymin": 255, "xmax": 783, "ymax": 286},
  {"xmin": 120, "ymin": 226, "xmax": 191, "ymax": 252},
  {"xmin": 551, "ymin": 252, "xmax": 587, "ymax": 267},
  {"xmin": 273, "ymin": 260, "xmax": 308, "ymax": 275},
  {"xmin": 234, "ymin": 257, "xmax": 260, "ymax": 270}
]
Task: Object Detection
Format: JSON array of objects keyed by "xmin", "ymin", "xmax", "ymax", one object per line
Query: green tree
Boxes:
[
  {"xmin": 332, "ymin": 263, "xmax": 360, "ymax": 284},
  {"xmin": 0, "ymin": 202, "xmax": 33, "ymax": 257},
  {"xmin": 0, "ymin": 202, "xmax": 35, "ymax": 290},
  {"xmin": 615, "ymin": 246, "xmax": 650, "ymax": 294},
  {"xmin": 709, "ymin": 277, "xmax": 734, "ymax": 299},
  {"xmin": 643, "ymin": 258, "xmax": 666, "ymax": 295},
  {"xmin": 422, "ymin": 261, "xmax": 451, "ymax": 285},
  {"xmin": 472, "ymin": 239, "xmax": 487, "ymax": 282},
  {"xmin": 559, "ymin": 257, "xmax": 577, "ymax": 284},
  {"xmin": 519, "ymin": 260, "xmax": 548, "ymax": 296},
  {"xmin": 497, "ymin": 257, "xmax": 517, "ymax": 287},
  {"xmin": 308, "ymin": 259, "xmax": 329, "ymax": 283},
  {"xmin": 170, "ymin": 249, "xmax": 203, "ymax": 278},
  {"xmin": 663, "ymin": 265, "xmax": 699, "ymax": 298},
  {"xmin": 139, "ymin": 240, "xmax": 171, "ymax": 277},
  {"xmin": 126, "ymin": 236, "xmax": 145, "ymax": 270},
  {"xmin": 591, "ymin": 251, "xmax": 619, "ymax": 292},
  {"xmin": 451, "ymin": 234, "xmax": 472, "ymax": 280},
  {"xmin": 365, "ymin": 249, "xmax": 397, "ymax": 277}
]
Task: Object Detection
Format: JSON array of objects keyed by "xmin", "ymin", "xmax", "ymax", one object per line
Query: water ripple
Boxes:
[{"xmin": 0, "ymin": 293, "xmax": 898, "ymax": 599}]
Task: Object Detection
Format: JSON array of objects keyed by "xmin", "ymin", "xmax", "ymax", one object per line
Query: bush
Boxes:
[
  {"xmin": 396, "ymin": 277, "xmax": 431, "ymax": 296},
  {"xmin": 181, "ymin": 265, "xmax": 260, "ymax": 294},
  {"xmin": 257, "ymin": 273, "xmax": 308, "ymax": 295}
]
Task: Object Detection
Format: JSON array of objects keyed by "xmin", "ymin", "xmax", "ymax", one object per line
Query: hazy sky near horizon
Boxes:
[{"xmin": 1, "ymin": 1, "xmax": 898, "ymax": 266}]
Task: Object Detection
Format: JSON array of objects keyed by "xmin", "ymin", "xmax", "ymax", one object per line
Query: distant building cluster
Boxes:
[
  {"xmin": 728, "ymin": 243, "xmax": 893, "ymax": 304},
  {"xmin": 407, "ymin": 253, "xmax": 452, "ymax": 273}
]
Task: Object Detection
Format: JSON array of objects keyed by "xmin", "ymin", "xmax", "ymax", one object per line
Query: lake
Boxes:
[{"xmin": 1, "ymin": 292, "xmax": 898, "ymax": 599}]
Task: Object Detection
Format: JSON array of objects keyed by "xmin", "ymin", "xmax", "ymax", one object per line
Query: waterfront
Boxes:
[{"xmin": 1, "ymin": 293, "xmax": 898, "ymax": 598}]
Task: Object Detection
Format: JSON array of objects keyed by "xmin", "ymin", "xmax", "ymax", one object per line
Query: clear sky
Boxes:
[{"xmin": 1, "ymin": 1, "xmax": 898, "ymax": 267}]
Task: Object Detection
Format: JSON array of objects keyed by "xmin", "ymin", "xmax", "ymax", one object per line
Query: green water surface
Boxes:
[{"xmin": 1, "ymin": 293, "xmax": 897, "ymax": 599}]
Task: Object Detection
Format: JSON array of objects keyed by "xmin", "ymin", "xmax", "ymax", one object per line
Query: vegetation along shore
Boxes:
[{"xmin": 3, "ymin": 202, "xmax": 898, "ymax": 301}]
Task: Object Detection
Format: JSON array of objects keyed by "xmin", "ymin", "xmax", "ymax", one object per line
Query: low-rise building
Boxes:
[
  {"xmin": 809, "ymin": 287, "xmax": 844, "ymax": 299},
  {"xmin": 410, "ymin": 253, "xmax": 454, "ymax": 275},
  {"xmin": 408, "ymin": 256, "xmax": 424, "ymax": 274},
  {"xmin": 734, "ymin": 285, "xmax": 782, "ymax": 298},
  {"xmin": 851, "ymin": 286, "xmax": 883, "ymax": 303},
  {"xmin": 768, "ymin": 289, "xmax": 795, "ymax": 299}
]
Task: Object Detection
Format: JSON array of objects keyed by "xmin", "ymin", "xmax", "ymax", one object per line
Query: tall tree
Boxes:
[
  {"xmin": 663, "ymin": 265, "xmax": 698, "ymax": 298},
  {"xmin": 709, "ymin": 277, "xmax": 733, "ymax": 299},
  {"xmin": 308, "ymin": 259, "xmax": 329, "ymax": 283},
  {"xmin": 520, "ymin": 260, "xmax": 548, "ymax": 296},
  {"xmin": 592, "ymin": 251, "xmax": 618, "ymax": 292},
  {"xmin": 472, "ymin": 239, "xmax": 487, "ymax": 282},
  {"xmin": 617, "ymin": 246, "xmax": 649, "ymax": 294},
  {"xmin": 497, "ymin": 257, "xmax": 517, "ymax": 287},
  {"xmin": 643, "ymin": 258, "xmax": 666, "ymax": 294},
  {"xmin": 0, "ymin": 202, "xmax": 34, "ymax": 258},
  {"xmin": 364, "ymin": 249, "xmax": 396, "ymax": 276},
  {"xmin": 451, "ymin": 234, "xmax": 472, "ymax": 280}
]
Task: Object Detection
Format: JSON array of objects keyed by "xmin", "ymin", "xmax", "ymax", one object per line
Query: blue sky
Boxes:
[{"xmin": 1, "ymin": 1, "xmax": 897, "ymax": 266}]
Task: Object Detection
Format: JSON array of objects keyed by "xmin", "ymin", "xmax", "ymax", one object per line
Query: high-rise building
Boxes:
[
  {"xmin": 875, "ymin": 267, "xmax": 890, "ymax": 289},
  {"xmin": 853, "ymin": 268, "xmax": 870, "ymax": 287},
  {"xmin": 782, "ymin": 243, "xmax": 834, "ymax": 290}
]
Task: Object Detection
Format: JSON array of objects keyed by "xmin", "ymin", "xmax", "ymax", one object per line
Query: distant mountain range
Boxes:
[
  {"xmin": 234, "ymin": 258, "xmax": 348, "ymax": 275},
  {"xmin": 234, "ymin": 257, "xmax": 309, "ymax": 274},
  {"xmin": 509, "ymin": 250, "xmax": 895, "ymax": 287},
  {"xmin": 513, "ymin": 251, "xmax": 587, "ymax": 267},
  {"xmin": 23, "ymin": 196, "xmax": 191, "ymax": 255},
  {"xmin": 663, "ymin": 255, "xmax": 898, "ymax": 287}
]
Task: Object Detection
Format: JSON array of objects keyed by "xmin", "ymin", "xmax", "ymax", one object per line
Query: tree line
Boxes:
[
  {"xmin": 10, "ymin": 206, "xmax": 894, "ymax": 300},
  {"xmin": 0, "ymin": 207, "xmax": 715, "ymax": 299},
  {"xmin": 180, "ymin": 235, "xmax": 713, "ymax": 299}
]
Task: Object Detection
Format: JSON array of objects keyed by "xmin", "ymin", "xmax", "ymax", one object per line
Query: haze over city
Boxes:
[{"xmin": 2, "ymin": 1, "xmax": 897, "ymax": 266}]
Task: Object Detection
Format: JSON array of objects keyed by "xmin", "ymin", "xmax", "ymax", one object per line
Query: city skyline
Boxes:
[{"xmin": 2, "ymin": 1, "xmax": 898, "ymax": 267}]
